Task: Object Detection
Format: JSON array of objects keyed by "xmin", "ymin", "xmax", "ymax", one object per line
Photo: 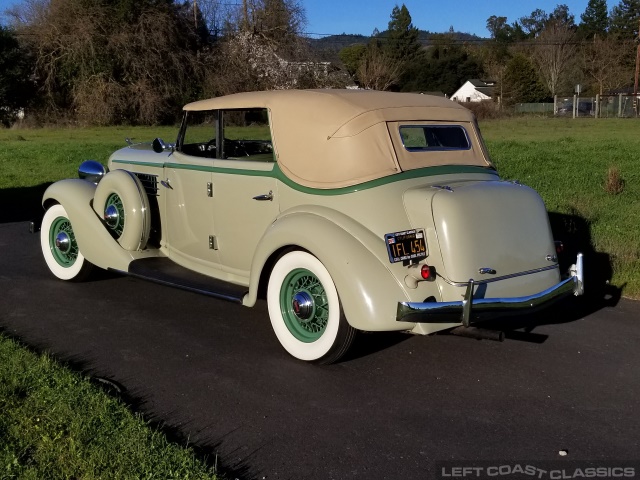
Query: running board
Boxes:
[{"xmin": 112, "ymin": 257, "xmax": 248, "ymax": 304}]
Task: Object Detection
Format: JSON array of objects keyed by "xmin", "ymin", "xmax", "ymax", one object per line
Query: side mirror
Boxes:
[{"xmin": 153, "ymin": 138, "xmax": 175, "ymax": 153}]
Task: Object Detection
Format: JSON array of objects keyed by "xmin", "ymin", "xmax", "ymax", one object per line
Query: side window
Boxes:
[
  {"xmin": 221, "ymin": 108, "xmax": 274, "ymax": 162},
  {"xmin": 399, "ymin": 125, "xmax": 471, "ymax": 151},
  {"xmin": 179, "ymin": 110, "xmax": 217, "ymax": 158}
]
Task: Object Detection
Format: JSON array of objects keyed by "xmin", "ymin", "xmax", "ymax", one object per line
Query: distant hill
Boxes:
[{"xmin": 308, "ymin": 29, "xmax": 486, "ymax": 53}]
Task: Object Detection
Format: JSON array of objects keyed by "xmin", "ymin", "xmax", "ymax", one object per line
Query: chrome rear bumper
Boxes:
[{"xmin": 397, "ymin": 253, "xmax": 584, "ymax": 326}]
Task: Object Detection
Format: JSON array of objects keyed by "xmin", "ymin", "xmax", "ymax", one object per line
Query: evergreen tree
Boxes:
[
  {"xmin": 502, "ymin": 53, "xmax": 549, "ymax": 104},
  {"xmin": 610, "ymin": 0, "xmax": 640, "ymax": 38},
  {"xmin": 579, "ymin": 0, "xmax": 609, "ymax": 39},
  {"xmin": 385, "ymin": 4, "xmax": 422, "ymax": 64},
  {"xmin": 401, "ymin": 33, "xmax": 483, "ymax": 94}
]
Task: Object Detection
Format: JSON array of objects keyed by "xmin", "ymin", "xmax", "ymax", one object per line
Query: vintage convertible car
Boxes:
[{"xmin": 39, "ymin": 90, "xmax": 584, "ymax": 364}]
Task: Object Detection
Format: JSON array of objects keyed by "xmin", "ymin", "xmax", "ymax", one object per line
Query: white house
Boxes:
[{"xmin": 451, "ymin": 79, "xmax": 495, "ymax": 103}]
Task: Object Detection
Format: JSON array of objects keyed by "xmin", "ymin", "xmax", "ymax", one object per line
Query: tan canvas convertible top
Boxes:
[{"xmin": 184, "ymin": 90, "xmax": 492, "ymax": 189}]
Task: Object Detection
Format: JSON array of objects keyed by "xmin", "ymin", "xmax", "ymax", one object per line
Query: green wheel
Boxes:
[
  {"xmin": 279, "ymin": 268, "xmax": 330, "ymax": 343},
  {"xmin": 40, "ymin": 204, "xmax": 93, "ymax": 281},
  {"xmin": 104, "ymin": 193, "xmax": 125, "ymax": 237},
  {"xmin": 267, "ymin": 251, "xmax": 356, "ymax": 364}
]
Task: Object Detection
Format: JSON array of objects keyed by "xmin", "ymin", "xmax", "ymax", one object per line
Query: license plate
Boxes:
[{"xmin": 384, "ymin": 229, "xmax": 427, "ymax": 263}]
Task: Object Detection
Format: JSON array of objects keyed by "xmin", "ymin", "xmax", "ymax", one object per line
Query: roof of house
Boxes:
[{"xmin": 466, "ymin": 80, "xmax": 495, "ymax": 97}]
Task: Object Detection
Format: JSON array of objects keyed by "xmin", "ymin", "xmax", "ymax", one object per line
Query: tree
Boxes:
[
  {"xmin": 484, "ymin": 15, "xmax": 525, "ymax": 63},
  {"xmin": 578, "ymin": 0, "xmax": 609, "ymax": 39},
  {"xmin": 582, "ymin": 35, "xmax": 635, "ymax": 94},
  {"xmin": 385, "ymin": 4, "xmax": 422, "ymax": 65},
  {"xmin": 226, "ymin": 0, "xmax": 306, "ymax": 51},
  {"xmin": 531, "ymin": 20, "xmax": 578, "ymax": 96},
  {"xmin": 609, "ymin": 0, "xmax": 640, "ymax": 39},
  {"xmin": 486, "ymin": 16, "xmax": 511, "ymax": 42},
  {"xmin": 520, "ymin": 9, "xmax": 549, "ymax": 38},
  {"xmin": 549, "ymin": 4, "xmax": 576, "ymax": 28},
  {"xmin": 339, "ymin": 44, "xmax": 367, "ymax": 77},
  {"xmin": 502, "ymin": 53, "xmax": 548, "ymax": 104},
  {"xmin": 356, "ymin": 39, "xmax": 403, "ymax": 90},
  {"xmin": 0, "ymin": 26, "xmax": 36, "ymax": 125},
  {"xmin": 401, "ymin": 33, "xmax": 483, "ymax": 94},
  {"xmin": 9, "ymin": 0, "xmax": 203, "ymax": 124}
]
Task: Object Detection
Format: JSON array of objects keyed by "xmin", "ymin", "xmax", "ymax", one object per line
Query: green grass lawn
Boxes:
[{"xmin": 480, "ymin": 117, "xmax": 640, "ymax": 298}]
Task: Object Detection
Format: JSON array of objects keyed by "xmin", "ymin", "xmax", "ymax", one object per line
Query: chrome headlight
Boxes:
[{"xmin": 78, "ymin": 160, "xmax": 107, "ymax": 184}]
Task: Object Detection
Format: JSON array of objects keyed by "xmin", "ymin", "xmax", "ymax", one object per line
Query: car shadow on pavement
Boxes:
[
  {"xmin": 0, "ymin": 184, "xmax": 51, "ymax": 224},
  {"xmin": 548, "ymin": 210, "xmax": 620, "ymax": 309}
]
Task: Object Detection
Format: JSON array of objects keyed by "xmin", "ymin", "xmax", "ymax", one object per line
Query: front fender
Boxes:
[
  {"xmin": 246, "ymin": 208, "xmax": 415, "ymax": 332},
  {"xmin": 42, "ymin": 179, "xmax": 153, "ymax": 271}
]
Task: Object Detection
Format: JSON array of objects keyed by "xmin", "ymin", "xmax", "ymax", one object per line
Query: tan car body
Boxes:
[{"xmin": 41, "ymin": 90, "xmax": 584, "ymax": 362}]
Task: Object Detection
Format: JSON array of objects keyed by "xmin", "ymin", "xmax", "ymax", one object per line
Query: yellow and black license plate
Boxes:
[{"xmin": 384, "ymin": 229, "xmax": 427, "ymax": 263}]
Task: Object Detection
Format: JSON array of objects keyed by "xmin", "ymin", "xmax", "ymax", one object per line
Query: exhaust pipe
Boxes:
[{"xmin": 450, "ymin": 326, "xmax": 504, "ymax": 342}]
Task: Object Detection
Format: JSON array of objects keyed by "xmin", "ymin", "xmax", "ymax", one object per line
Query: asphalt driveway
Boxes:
[{"xmin": 1, "ymin": 221, "xmax": 639, "ymax": 479}]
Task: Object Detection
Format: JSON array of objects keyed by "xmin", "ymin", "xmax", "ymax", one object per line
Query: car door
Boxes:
[
  {"xmin": 163, "ymin": 111, "xmax": 219, "ymax": 272},
  {"xmin": 211, "ymin": 108, "xmax": 280, "ymax": 278},
  {"xmin": 211, "ymin": 161, "xmax": 278, "ymax": 277}
]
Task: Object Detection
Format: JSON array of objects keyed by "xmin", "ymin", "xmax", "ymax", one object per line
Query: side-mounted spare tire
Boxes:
[{"xmin": 93, "ymin": 169, "xmax": 151, "ymax": 251}]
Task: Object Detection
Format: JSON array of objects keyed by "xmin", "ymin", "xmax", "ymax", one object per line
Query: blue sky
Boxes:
[
  {"xmin": 0, "ymin": 0, "xmax": 610, "ymax": 37},
  {"xmin": 304, "ymin": 0, "xmax": 606, "ymax": 37}
]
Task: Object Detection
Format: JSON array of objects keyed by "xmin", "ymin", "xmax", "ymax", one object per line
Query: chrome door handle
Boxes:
[{"xmin": 253, "ymin": 190, "xmax": 273, "ymax": 201}]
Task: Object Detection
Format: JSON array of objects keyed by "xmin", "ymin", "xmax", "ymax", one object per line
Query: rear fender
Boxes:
[
  {"xmin": 42, "ymin": 179, "xmax": 153, "ymax": 271},
  {"xmin": 247, "ymin": 208, "xmax": 415, "ymax": 332}
]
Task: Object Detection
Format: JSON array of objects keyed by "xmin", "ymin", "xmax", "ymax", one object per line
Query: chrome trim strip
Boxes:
[
  {"xmin": 438, "ymin": 264, "xmax": 559, "ymax": 287},
  {"xmin": 397, "ymin": 253, "xmax": 584, "ymax": 325}
]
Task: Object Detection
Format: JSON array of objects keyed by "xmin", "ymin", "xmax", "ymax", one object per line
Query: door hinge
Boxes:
[
  {"xmin": 209, "ymin": 235, "xmax": 218, "ymax": 250},
  {"xmin": 207, "ymin": 182, "xmax": 213, "ymax": 197}
]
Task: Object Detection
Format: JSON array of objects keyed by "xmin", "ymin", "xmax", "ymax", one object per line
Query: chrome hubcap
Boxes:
[
  {"xmin": 104, "ymin": 204, "xmax": 119, "ymax": 228},
  {"xmin": 292, "ymin": 292, "xmax": 314, "ymax": 320},
  {"xmin": 55, "ymin": 232, "xmax": 70, "ymax": 253}
]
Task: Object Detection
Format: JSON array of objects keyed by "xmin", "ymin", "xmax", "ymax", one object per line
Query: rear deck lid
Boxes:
[{"xmin": 432, "ymin": 181, "xmax": 556, "ymax": 283}]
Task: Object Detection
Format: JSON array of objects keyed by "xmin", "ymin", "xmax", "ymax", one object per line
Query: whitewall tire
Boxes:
[
  {"xmin": 41, "ymin": 204, "xmax": 93, "ymax": 281},
  {"xmin": 267, "ymin": 251, "xmax": 356, "ymax": 364},
  {"xmin": 93, "ymin": 169, "xmax": 150, "ymax": 251}
]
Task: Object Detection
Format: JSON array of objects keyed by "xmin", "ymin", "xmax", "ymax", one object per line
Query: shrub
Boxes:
[
  {"xmin": 459, "ymin": 100, "xmax": 509, "ymax": 120},
  {"xmin": 604, "ymin": 166, "xmax": 624, "ymax": 195}
]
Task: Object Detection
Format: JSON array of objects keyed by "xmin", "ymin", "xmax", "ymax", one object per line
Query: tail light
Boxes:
[
  {"xmin": 405, "ymin": 263, "xmax": 436, "ymax": 288},
  {"xmin": 421, "ymin": 264, "xmax": 434, "ymax": 280}
]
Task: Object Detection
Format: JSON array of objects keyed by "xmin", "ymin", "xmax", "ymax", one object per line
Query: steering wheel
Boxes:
[{"xmin": 225, "ymin": 139, "xmax": 249, "ymax": 157}]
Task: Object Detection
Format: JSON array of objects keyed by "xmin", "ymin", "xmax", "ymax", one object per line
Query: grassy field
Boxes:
[
  {"xmin": 0, "ymin": 117, "xmax": 638, "ymax": 477},
  {"xmin": 480, "ymin": 117, "xmax": 640, "ymax": 298}
]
